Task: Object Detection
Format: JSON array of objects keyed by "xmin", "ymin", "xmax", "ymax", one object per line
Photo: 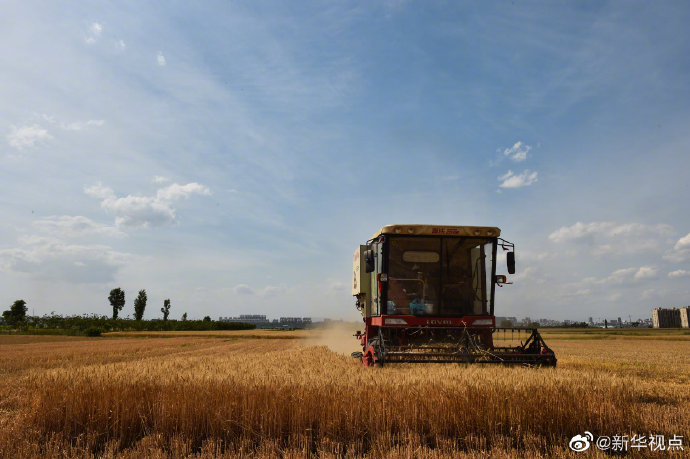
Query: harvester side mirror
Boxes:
[
  {"xmin": 507, "ymin": 252, "xmax": 515, "ymax": 274},
  {"xmin": 365, "ymin": 250, "xmax": 375, "ymax": 273}
]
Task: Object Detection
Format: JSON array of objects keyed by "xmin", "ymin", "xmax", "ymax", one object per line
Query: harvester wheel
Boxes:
[
  {"xmin": 540, "ymin": 355, "xmax": 557, "ymax": 367},
  {"xmin": 362, "ymin": 347, "xmax": 374, "ymax": 367},
  {"xmin": 362, "ymin": 345, "xmax": 382, "ymax": 367}
]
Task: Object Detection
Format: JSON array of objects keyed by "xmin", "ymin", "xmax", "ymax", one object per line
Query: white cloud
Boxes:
[
  {"xmin": 85, "ymin": 182, "xmax": 211, "ymax": 228},
  {"xmin": 511, "ymin": 250, "xmax": 552, "ymax": 263},
  {"xmin": 675, "ymin": 233, "xmax": 690, "ymax": 250},
  {"xmin": 156, "ymin": 182, "xmax": 211, "ymax": 201},
  {"xmin": 5, "ymin": 114, "xmax": 105, "ymax": 150},
  {"xmin": 261, "ymin": 285, "xmax": 286, "ymax": 297},
  {"xmin": 102, "ymin": 196, "xmax": 176, "ymax": 228},
  {"xmin": 582, "ymin": 266, "xmax": 657, "ymax": 285},
  {"xmin": 86, "ymin": 22, "xmax": 103, "ymax": 44},
  {"xmin": 231, "ymin": 284, "xmax": 287, "ymax": 297},
  {"xmin": 117, "ymin": 39, "xmax": 126, "ymax": 50},
  {"xmin": 498, "ymin": 169, "xmax": 538, "ymax": 188},
  {"xmin": 33, "ymin": 216, "xmax": 124, "ymax": 238},
  {"xmin": 0, "ymin": 236, "xmax": 130, "ymax": 283},
  {"xmin": 666, "ymin": 232, "xmax": 690, "ymax": 261},
  {"xmin": 572, "ymin": 288, "xmax": 592, "ymax": 297},
  {"xmin": 60, "ymin": 119, "xmax": 104, "ymax": 131},
  {"xmin": 157, "ymin": 51, "xmax": 167, "ymax": 66},
  {"xmin": 90, "ymin": 23, "xmax": 102, "ymax": 36},
  {"xmin": 233, "ymin": 284, "xmax": 254, "ymax": 295},
  {"xmin": 40, "ymin": 114, "xmax": 56, "ymax": 124},
  {"xmin": 153, "ymin": 176, "xmax": 170, "ymax": 184},
  {"xmin": 603, "ymin": 267, "xmax": 638, "ymax": 284},
  {"xmin": 668, "ymin": 269, "xmax": 690, "ymax": 278},
  {"xmin": 513, "ymin": 265, "xmax": 538, "ymax": 282},
  {"xmin": 39, "ymin": 114, "xmax": 105, "ymax": 131},
  {"xmin": 634, "ymin": 266, "xmax": 657, "ymax": 279},
  {"xmin": 84, "ymin": 183, "xmax": 115, "ymax": 200},
  {"xmin": 6, "ymin": 124, "xmax": 52, "ymax": 149},
  {"xmin": 502, "ymin": 141, "xmax": 531, "ymax": 162},
  {"xmin": 550, "ymin": 222, "xmax": 629, "ymax": 242},
  {"xmin": 549, "ymin": 222, "xmax": 674, "ymax": 255},
  {"xmin": 607, "ymin": 223, "xmax": 674, "ymax": 238}
]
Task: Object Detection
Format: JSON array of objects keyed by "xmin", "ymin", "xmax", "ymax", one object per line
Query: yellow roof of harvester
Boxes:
[{"xmin": 371, "ymin": 224, "xmax": 500, "ymax": 240}]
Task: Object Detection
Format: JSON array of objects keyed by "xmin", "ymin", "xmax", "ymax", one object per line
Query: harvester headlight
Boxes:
[
  {"xmin": 385, "ymin": 318, "xmax": 407, "ymax": 325},
  {"xmin": 473, "ymin": 319, "xmax": 493, "ymax": 326}
]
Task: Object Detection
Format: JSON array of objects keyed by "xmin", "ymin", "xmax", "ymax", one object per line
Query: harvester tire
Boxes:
[{"xmin": 363, "ymin": 346, "xmax": 382, "ymax": 367}]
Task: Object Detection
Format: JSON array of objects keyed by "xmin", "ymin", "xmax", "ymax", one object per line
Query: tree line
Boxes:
[{"xmin": 1, "ymin": 291, "xmax": 254, "ymax": 336}]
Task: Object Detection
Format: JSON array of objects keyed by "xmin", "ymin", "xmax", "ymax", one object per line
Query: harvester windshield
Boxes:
[{"xmin": 387, "ymin": 236, "xmax": 495, "ymax": 316}]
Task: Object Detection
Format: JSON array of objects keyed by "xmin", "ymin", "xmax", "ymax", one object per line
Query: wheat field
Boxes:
[{"xmin": 0, "ymin": 328, "xmax": 688, "ymax": 458}]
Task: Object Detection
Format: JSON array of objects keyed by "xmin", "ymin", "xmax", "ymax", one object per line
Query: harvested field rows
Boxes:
[{"xmin": 0, "ymin": 329, "xmax": 688, "ymax": 457}]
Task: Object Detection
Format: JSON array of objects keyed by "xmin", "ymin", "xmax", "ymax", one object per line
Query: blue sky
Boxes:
[{"xmin": 1, "ymin": 1, "xmax": 689, "ymax": 322}]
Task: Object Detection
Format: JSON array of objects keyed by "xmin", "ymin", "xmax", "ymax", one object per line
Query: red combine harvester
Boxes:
[{"xmin": 352, "ymin": 225, "xmax": 556, "ymax": 367}]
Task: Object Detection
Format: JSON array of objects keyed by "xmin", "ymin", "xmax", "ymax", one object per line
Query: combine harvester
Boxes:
[{"xmin": 352, "ymin": 225, "xmax": 556, "ymax": 367}]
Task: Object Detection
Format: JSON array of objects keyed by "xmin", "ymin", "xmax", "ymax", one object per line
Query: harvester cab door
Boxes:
[
  {"xmin": 470, "ymin": 245, "xmax": 485, "ymax": 314},
  {"xmin": 370, "ymin": 239, "xmax": 384, "ymax": 316},
  {"xmin": 470, "ymin": 241, "xmax": 495, "ymax": 315}
]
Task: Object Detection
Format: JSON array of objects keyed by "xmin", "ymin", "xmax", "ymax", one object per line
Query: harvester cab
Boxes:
[{"xmin": 352, "ymin": 225, "xmax": 556, "ymax": 367}]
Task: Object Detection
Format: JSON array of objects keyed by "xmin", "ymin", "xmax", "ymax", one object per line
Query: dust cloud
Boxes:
[{"xmin": 305, "ymin": 321, "xmax": 363, "ymax": 355}]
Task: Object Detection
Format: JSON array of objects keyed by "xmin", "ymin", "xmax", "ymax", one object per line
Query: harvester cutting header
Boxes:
[{"xmin": 352, "ymin": 224, "xmax": 556, "ymax": 367}]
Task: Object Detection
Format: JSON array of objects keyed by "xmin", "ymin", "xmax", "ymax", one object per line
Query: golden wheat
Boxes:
[{"xmin": 0, "ymin": 329, "xmax": 688, "ymax": 458}]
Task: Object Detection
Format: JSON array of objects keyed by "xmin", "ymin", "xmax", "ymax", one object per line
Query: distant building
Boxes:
[
  {"xmin": 538, "ymin": 318, "xmax": 563, "ymax": 327},
  {"xmin": 219, "ymin": 314, "xmax": 270, "ymax": 326},
  {"xmin": 681, "ymin": 306, "xmax": 690, "ymax": 329},
  {"xmin": 219, "ymin": 315, "xmax": 312, "ymax": 328},
  {"xmin": 279, "ymin": 317, "xmax": 312, "ymax": 326},
  {"xmin": 639, "ymin": 318, "xmax": 653, "ymax": 328},
  {"xmin": 652, "ymin": 307, "xmax": 682, "ymax": 328}
]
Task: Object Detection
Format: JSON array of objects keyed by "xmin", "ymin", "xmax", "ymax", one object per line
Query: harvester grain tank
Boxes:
[{"xmin": 352, "ymin": 224, "xmax": 556, "ymax": 367}]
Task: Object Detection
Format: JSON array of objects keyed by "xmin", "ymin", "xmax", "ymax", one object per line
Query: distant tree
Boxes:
[
  {"xmin": 133, "ymin": 289, "xmax": 147, "ymax": 321},
  {"xmin": 108, "ymin": 288, "xmax": 126, "ymax": 319},
  {"xmin": 182, "ymin": 312, "xmax": 188, "ymax": 321},
  {"xmin": 2, "ymin": 299, "xmax": 28, "ymax": 327},
  {"xmin": 498, "ymin": 319, "xmax": 513, "ymax": 328},
  {"xmin": 161, "ymin": 299, "xmax": 171, "ymax": 321},
  {"xmin": 203, "ymin": 315, "xmax": 211, "ymax": 322}
]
